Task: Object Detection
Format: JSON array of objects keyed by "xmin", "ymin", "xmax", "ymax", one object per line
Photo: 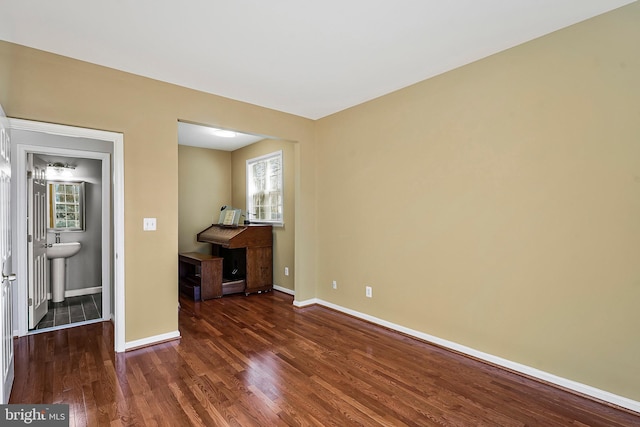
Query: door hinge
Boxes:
[
  {"xmin": 27, "ymin": 234, "xmax": 32, "ymax": 243},
  {"xmin": 27, "ymin": 170, "xmax": 33, "ymax": 179},
  {"xmin": 28, "ymin": 298, "xmax": 32, "ymax": 307}
]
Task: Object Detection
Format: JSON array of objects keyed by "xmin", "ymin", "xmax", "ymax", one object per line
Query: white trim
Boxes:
[
  {"xmin": 48, "ymin": 286, "xmax": 102, "ymax": 299},
  {"xmin": 9, "ymin": 119, "xmax": 125, "ymax": 353},
  {"xmin": 26, "ymin": 318, "xmax": 104, "ymax": 335},
  {"xmin": 309, "ymin": 298, "xmax": 640, "ymax": 414},
  {"xmin": 113, "ymin": 128, "xmax": 125, "ymax": 353},
  {"xmin": 246, "ymin": 149, "xmax": 284, "ymax": 226},
  {"xmin": 293, "ymin": 297, "xmax": 318, "ymax": 307},
  {"xmin": 125, "ymin": 330, "xmax": 180, "ymax": 351},
  {"xmin": 100, "ymin": 143, "xmax": 112, "ymax": 341},
  {"xmin": 9, "ymin": 119, "xmax": 120, "ymax": 142},
  {"xmin": 273, "ymin": 285, "xmax": 294, "ymax": 296}
]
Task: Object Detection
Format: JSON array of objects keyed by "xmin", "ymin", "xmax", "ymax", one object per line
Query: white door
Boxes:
[
  {"xmin": 27, "ymin": 154, "xmax": 48, "ymax": 329},
  {"xmin": 0, "ymin": 106, "xmax": 15, "ymax": 404}
]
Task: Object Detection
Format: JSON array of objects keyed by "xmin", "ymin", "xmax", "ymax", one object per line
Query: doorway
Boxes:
[
  {"xmin": 177, "ymin": 121, "xmax": 297, "ymax": 296},
  {"xmin": 28, "ymin": 153, "xmax": 106, "ymax": 331},
  {"xmin": 9, "ymin": 119, "xmax": 126, "ymax": 352}
]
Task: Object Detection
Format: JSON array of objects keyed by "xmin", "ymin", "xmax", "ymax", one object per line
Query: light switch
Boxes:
[{"xmin": 143, "ymin": 217, "xmax": 157, "ymax": 231}]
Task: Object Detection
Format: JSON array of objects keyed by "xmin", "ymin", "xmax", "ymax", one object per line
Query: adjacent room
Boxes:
[{"xmin": 0, "ymin": 1, "xmax": 639, "ymax": 425}]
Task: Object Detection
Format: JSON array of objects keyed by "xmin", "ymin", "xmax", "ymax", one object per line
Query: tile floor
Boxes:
[{"xmin": 34, "ymin": 294, "xmax": 102, "ymax": 330}]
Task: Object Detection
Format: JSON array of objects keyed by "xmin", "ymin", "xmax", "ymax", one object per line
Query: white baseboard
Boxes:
[
  {"xmin": 273, "ymin": 285, "xmax": 295, "ymax": 295},
  {"xmin": 293, "ymin": 297, "xmax": 319, "ymax": 307},
  {"xmin": 46, "ymin": 286, "xmax": 102, "ymax": 300},
  {"xmin": 308, "ymin": 298, "xmax": 640, "ymax": 414},
  {"xmin": 66, "ymin": 286, "xmax": 102, "ymax": 297},
  {"xmin": 125, "ymin": 330, "xmax": 181, "ymax": 351}
]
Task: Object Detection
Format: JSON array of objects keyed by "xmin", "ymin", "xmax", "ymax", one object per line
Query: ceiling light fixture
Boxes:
[{"xmin": 213, "ymin": 129, "xmax": 237, "ymax": 138}]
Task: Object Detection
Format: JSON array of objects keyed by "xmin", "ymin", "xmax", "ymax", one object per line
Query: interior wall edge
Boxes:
[
  {"xmin": 124, "ymin": 330, "xmax": 181, "ymax": 352},
  {"xmin": 273, "ymin": 285, "xmax": 295, "ymax": 296}
]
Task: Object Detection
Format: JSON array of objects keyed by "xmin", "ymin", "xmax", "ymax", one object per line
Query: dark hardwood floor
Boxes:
[{"xmin": 10, "ymin": 291, "xmax": 640, "ymax": 426}]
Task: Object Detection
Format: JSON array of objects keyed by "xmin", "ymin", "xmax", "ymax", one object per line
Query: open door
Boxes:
[
  {"xmin": 27, "ymin": 154, "xmax": 48, "ymax": 329},
  {"xmin": 0, "ymin": 106, "xmax": 15, "ymax": 404}
]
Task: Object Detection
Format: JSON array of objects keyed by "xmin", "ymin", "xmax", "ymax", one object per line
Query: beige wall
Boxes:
[
  {"xmin": 316, "ymin": 3, "xmax": 640, "ymax": 400},
  {"xmin": 231, "ymin": 139, "xmax": 296, "ymax": 291},
  {"xmin": 0, "ymin": 41, "xmax": 317, "ymax": 342},
  {"xmin": 178, "ymin": 145, "xmax": 231, "ymax": 254},
  {"xmin": 2, "ymin": 1, "xmax": 639, "ymax": 403}
]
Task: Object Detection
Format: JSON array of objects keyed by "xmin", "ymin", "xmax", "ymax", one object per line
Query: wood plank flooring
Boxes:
[{"xmin": 10, "ymin": 291, "xmax": 640, "ymax": 426}]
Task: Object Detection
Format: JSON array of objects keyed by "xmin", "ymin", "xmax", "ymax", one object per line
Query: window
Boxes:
[
  {"xmin": 246, "ymin": 150, "xmax": 283, "ymax": 225},
  {"xmin": 48, "ymin": 181, "xmax": 85, "ymax": 231}
]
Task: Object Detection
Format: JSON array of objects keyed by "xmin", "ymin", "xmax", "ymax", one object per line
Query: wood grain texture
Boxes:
[
  {"xmin": 179, "ymin": 253, "xmax": 223, "ymax": 300},
  {"xmin": 10, "ymin": 291, "xmax": 640, "ymax": 426}
]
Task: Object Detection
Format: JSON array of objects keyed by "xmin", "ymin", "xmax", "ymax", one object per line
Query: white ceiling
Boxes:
[{"xmin": 0, "ymin": 1, "xmax": 635, "ymax": 120}]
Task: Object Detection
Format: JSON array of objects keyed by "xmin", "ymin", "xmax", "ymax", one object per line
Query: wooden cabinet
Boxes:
[
  {"xmin": 178, "ymin": 252, "xmax": 223, "ymax": 300},
  {"xmin": 246, "ymin": 246, "xmax": 273, "ymax": 294}
]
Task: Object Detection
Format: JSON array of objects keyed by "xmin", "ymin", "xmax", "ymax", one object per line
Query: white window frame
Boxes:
[{"xmin": 246, "ymin": 150, "xmax": 283, "ymax": 226}]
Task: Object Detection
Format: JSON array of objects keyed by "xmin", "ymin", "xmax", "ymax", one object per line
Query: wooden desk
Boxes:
[
  {"xmin": 178, "ymin": 252, "xmax": 223, "ymax": 300},
  {"xmin": 197, "ymin": 224, "xmax": 273, "ymax": 295}
]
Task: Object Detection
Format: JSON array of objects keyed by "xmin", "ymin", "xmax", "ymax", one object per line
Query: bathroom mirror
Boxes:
[{"xmin": 48, "ymin": 181, "xmax": 86, "ymax": 231}]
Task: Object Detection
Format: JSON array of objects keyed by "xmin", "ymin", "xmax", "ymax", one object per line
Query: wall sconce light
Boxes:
[{"xmin": 46, "ymin": 162, "xmax": 76, "ymax": 179}]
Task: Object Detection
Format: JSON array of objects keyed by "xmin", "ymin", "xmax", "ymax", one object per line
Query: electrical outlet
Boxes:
[
  {"xmin": 285, "ymin": 267, "xmax": 289, "ymax": 276},
  {"xmin": 332, "ymin": 280, "xmax": 337, "ymax": 290},
  {"xmin": 143, "ymin": 217, "xmax": 157, "ymax": 231},
  {"xmin": 365, "ymin": 286, "xmax": 372, "ymax": 298}
]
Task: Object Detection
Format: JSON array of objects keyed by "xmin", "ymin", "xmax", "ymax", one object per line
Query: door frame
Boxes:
[
  {"xmin": 9, "ymin": 119, "xmax": 125, "ymax": 353},
  {"xmin": 21, "ymin": 147, "xmax": 109, "ymax": 330}
]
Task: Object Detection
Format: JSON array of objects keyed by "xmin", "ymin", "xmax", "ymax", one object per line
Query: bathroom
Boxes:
[
  {"xmin": 33, "ymin": 154, "xmax": 102, "ymax": 329},
  {"xmin": 10, "ymin": 129, "xmax": 113, "ymax": 333}
]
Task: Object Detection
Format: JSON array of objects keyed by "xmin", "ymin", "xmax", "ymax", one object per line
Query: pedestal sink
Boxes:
[{"xmin": 47, "ymin": 242, "xmax": 81, "ymax": 303}]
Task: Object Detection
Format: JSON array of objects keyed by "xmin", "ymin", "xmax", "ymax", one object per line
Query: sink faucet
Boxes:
[{"xmin": 55, "ymin": 233, "xmax": 61, "ymax": 243}]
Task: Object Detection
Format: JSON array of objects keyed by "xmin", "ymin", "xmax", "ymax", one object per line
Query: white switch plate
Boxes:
[
  {"xmin": 143, "ymin": 217, "xmax": 157, "ymax": 231},
  {"xmin": 284, "ymin": 267, "xmax": 289, "ymax": 276},
  {"xmin": 365, "ymin": 286, "xmax": 372, "ymax": 298},
  {"xmin": 332, "ymin": 280, "xmax": 337, "ymax": 289}
]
